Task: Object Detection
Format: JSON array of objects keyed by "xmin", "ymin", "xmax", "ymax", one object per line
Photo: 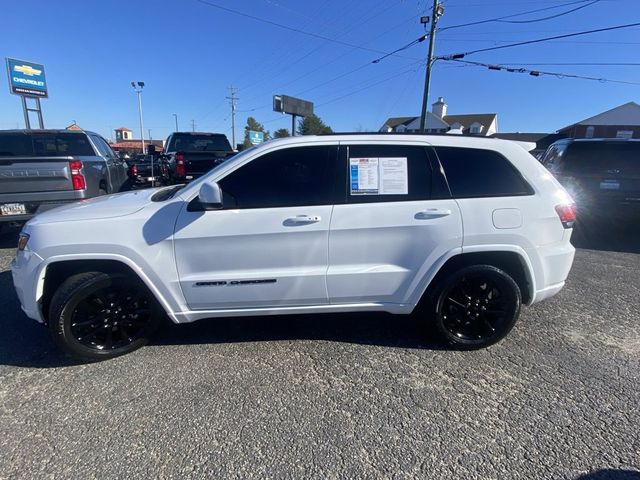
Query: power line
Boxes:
[
  {"xmin": 437, "ymin": 21, "xmax": 640, "ymax": 59},
  {"xmin": 196, "ymin": 0, "xmax": 408, "ymax": 56},
  {"xmin": 439, "ymin": 0, "xmax": 599, "ymax": 32},
  {"xmin": 441, "ymin": 58, "xmax": 640, "ymax": 86},
  {"xmin": 489, "ymin": 62, "xmax": 640, "ymax": 66}
]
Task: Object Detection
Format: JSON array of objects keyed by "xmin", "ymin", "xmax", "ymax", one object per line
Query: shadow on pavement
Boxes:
[
  {"xmin": 0, "ymin": 271, "xmax": 81, "ymax": 369},
  {"xmin": 151, "ymin": 311, "xmax": 442, "ymax": 352},
  {"xmin": 571, "ymin": 215, "xmax": 640, "ymax": 254},
  {"xmin": 575, "ymin": 469, "xmax": 640, "ymax": 480},
  {"xmin": 0, "ymin": 225, "xmax": 20, "ymax": 249}
]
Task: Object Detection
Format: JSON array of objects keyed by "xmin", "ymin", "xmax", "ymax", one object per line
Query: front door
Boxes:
[
  {"xmin": 327, "ymin": 142, "xmax": 463, "ymax": 305},
  {"xmin": 174, "ymin": 144, "xmax": 339, "ymax": 310}
]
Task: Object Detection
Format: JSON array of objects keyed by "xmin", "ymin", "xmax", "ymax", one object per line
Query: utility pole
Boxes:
[
  {"xmin": 227, "ymin": 86, "xmax": 238, "ymax": 149},
  {"xmin": 191, "ymin": 119, "xmax": 196, "ymax": 132},
  {"xmin": 419, "ymin": 0, "xmax": 444, "ymax": 132},
  {"xmin": 172, "ymin": 113, "xmax": 178, "ymax": 132}
]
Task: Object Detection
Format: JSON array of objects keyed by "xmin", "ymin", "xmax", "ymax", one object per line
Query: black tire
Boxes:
[
  {"xmin": 98, "ymin": 188, "xmax": 108, "ymax": 196},
  {"xmin": 427, "ymin": 265, "xmax": 521, "ymax": 350},
  {"xmin": 48, "ymin": 272, "xmax": 162, "ymax": 361}
]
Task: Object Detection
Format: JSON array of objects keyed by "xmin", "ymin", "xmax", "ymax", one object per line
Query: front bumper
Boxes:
[{"xmin": 11, "ymin": 248, "xmax": 45, "ymax": 323}]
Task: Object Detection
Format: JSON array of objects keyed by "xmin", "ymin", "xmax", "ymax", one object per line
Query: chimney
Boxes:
[{"xmin": 432, "ymin": 96, "xmax": 447, "ymax": 118}]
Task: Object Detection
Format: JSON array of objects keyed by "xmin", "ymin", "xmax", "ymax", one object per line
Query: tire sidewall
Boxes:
[
  {"xmin": 50, "ymin": 273, "xmax": 158, "ymax": 361},
  {"xmin": 433, "ymin": 265, "xmax": 521, "ymax": 349}
]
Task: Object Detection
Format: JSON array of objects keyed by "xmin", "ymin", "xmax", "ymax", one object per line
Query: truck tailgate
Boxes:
[
  {"xmin": 0, "ymin": 157, "xmax": 73, "ymax": 194},
  {"xmin": 183, "ymin": 151, "xmax": 227, "ymax": 175}
]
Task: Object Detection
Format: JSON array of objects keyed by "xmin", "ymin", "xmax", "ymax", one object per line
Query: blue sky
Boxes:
[{"xmin": 1, "ymin": 0, "xmax": 639, "ymax": 143}]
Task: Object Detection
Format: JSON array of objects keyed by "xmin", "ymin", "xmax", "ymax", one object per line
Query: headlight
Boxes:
[{"xmin": 17, "ymin": 233, "xmax": 30, "ymax": 251}]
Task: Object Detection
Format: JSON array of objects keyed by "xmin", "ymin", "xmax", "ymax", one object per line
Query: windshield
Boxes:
[
  {"xmin": 168, "ymin": 134, "xmax": 232, "ymax": 152},
  {"xmin": 0, "ymin": 132, "xmax": 95, "ymax": 156}
]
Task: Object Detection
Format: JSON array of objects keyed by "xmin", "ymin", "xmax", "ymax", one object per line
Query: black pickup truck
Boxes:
[{"xmin": 162, "ymin": 132, "xmax": 235, "ymax": 184}]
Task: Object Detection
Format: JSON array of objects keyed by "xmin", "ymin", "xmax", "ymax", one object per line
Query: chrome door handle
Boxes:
[
  {"xmin": 284, "ymin": 215, "xmax": 321, "ymax": 225},
  {"xmin": 415, "ymin": 209, "xmax": 451, "ymax": 220}
]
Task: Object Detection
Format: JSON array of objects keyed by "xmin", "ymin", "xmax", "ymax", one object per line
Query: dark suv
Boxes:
[{"xmin": 542, "ymin": 139, "xmax": 640, "ymax": 217}]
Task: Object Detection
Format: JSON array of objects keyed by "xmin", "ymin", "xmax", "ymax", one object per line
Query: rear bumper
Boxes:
[
  {"xmin": 0, "ymin": 199, "xmax": 80, "ymax": 223},
  {"xmin": 528, "ymin": 232, "xmax": 575, "ymax": 304}
]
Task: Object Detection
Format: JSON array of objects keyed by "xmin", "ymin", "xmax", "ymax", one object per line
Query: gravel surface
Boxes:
[{"xmin": 0, "ymin": 225, "xmax": 638, "ymax": 480}]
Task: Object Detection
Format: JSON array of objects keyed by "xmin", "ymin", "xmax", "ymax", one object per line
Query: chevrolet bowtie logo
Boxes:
[{"xmin": 14, "ymin": 64, "xmax": 41, "ymax": 76}]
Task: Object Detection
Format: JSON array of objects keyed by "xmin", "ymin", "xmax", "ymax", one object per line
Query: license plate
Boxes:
[
  {"xmin": 0, "ymin": 203, "xmax": 26, "ymax": 216},
  {"xmin": 600, "ymin": 180, "xmax": 620, "ymax": 190},
  {"xmin": 186, "ymin": 175, "xmax": 193, "ymax": 180}
]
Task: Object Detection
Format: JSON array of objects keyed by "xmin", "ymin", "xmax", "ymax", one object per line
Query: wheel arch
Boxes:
[
  {"xmin": 38, "ymin": 256, "xmax": 176, "ymax": 325},
  {"xmin": 417, "ymin": 248, "xmax": 535, "ymax": 309}
]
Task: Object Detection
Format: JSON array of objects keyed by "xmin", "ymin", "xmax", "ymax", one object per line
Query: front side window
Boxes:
[
  {"xmin": 218, "ymin": 146, "xmax": 337, "ymax": 209},
  {"xmin": 435, "ymin": 146, "xmax": 533, "ymax": 198}
]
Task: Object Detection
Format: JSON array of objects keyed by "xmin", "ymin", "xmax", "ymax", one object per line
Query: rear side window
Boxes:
[
  {"xmin": 218, "ymin": 146, "xmax": 337, "ymax": 209},
  {"xmin": 435, "ymin": 147, "xmax": 533, "ymax": 198},
  {"xmin": 345, "ymin": 144, "xmax": 432, "ymax": 203},
  {"xmin": 550, "ymin": 142, "xmax": 640, "ymax": 175},
  {"xmin": 0, "ymin": 132, "xmax": 95, "ymax": 157}
]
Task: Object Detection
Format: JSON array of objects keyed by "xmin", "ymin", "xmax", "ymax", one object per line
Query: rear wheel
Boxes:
[
  {"xmin": 428, "ymin": 265, "xmax": 521, "ymax": 349},
  {"xmin": 48, "ymin": 272, "xmax": 162, "ymax": 361}
]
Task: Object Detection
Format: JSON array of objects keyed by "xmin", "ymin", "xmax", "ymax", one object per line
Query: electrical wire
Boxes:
[
  {"xmin": 439, "ymin": 0, "xmax": 599, "ymax": 31},
  {"xmin": 196, "ymin": 0, "xmax": 405, "ymax": 56},
  {"xmin": 437, "ymin": 22, "xmax": 640, "ymax": 59},
  {"xmin": 441, "ymin": 58, "xmax": 640, "ymax": 86}
]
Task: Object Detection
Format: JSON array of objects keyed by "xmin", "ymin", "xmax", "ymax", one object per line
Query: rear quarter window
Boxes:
[{"xmin": 435, "ymin": 146, "xmax": 533, "ymax": 198}]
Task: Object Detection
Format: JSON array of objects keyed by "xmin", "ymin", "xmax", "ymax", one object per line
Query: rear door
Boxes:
[
  {"xmin": 327, "ymin": 142, "xmax": 462, "ymax": 305},
  {"xmin": 174, "ymin": 144, "xmax": 339, "ymax": 310}
]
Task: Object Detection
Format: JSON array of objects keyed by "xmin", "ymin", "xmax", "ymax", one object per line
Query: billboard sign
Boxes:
[
  {"xmin": 273, "ymin": 95, "xmax": 313, "ymax": 117},
  {"xmin": 6, "ymin": 58, "xmax": 48, "ymax": 98},
  {"xmin": 249, "ymin": 130, "xmax": 264, "ymax": 145}
]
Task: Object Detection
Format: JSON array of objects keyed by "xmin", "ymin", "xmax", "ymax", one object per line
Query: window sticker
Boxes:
[
  {"xmin": 349, "ymin": 157, "xmax": 408, "ymax": 195},
  {"xmin": 350, "ymin": 157, "xmax": 379, "ymax": 194},
  {"xmin": 379, "ymin": 157, "xmax": 408, "ymax": 194}
]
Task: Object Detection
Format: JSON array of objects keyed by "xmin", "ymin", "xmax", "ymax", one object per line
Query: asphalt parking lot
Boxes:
[{"xmin": 0, "ymin": 223, "xmax": 638, "ymax": 479}]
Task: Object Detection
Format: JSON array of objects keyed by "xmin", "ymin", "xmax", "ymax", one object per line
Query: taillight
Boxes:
[
  {"xmin": 176, "ymin": 152, "xmax": 186, "ymax": 177},
  {"xmin": 69, "ymin": 160, "xmax": 86, "ymax": 190},
  {"xmin": 131, "ymin": 164, "xmax": 138, "ymax": 177},
  {"xmin": 555, "ymin": 203, "xmax": 576, "ymax": 229}
]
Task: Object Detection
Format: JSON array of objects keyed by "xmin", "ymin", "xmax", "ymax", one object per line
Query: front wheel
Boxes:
[
  {"xmin": 429, "ymin": 265, "xmax": 521, "ymax": 349},
  {"xmin": 48, "ymin": 272, "xmax": 162, "ymax": 361}
]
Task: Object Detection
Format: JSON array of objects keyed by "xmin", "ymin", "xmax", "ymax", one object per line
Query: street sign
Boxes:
[
  {"xmin": 273, "ymin": 95, "xmax": 313, "ymax": 117},
  {"xmin": 249, "ymin": 130, "xmax": 264, "ymax": 145},
  {"xmin": 6, "ymin": 58, "xmax": 48, "ymax": 98}
]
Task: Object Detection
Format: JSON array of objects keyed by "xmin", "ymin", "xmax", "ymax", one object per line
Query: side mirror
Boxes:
[{"xmin": 199, "ymin": 182, "xmax": 223, "ymax": 210}]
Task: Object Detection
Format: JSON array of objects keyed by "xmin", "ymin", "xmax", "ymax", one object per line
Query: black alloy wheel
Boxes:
[
  {"xmin": 49, "ymin": 272, "xmax": 161, "ymax": 361},
  {"xmin": 433, "ymin": 265, "xmax": 521, "ymax": 349}
]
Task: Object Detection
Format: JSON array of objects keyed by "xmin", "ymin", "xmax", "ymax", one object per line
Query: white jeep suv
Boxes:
[{"xmin": 11, "ymin": 134, "xmax": 576, "ymax": 361}]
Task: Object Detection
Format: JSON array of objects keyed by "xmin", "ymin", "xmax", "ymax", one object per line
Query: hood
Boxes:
[{"xmin": 28, "ymin": 188, "xmax": 161, "ymax": 225}]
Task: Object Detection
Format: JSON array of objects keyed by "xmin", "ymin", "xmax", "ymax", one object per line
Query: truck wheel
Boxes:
[
  {"xmin": 428, "ymin": 265, "xmax": 521, "ymax": 350},
  {"xmin": 99, "ymin": 188, "xmax": 107, "ymax": 196},
  {"xmin": 48, "ymin": 272, "xmax": 162, "ymax": 361}
]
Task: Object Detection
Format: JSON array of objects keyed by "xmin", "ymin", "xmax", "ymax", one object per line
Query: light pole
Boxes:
[
  {"xmin": 131, "ymin": 81, "xmax": 153, "ymax": 185},
  {"xmin": 419, "ymin": 1, "xmax": 445, "ymax": 132},
  {"xmin": 172, "ymin": 113, "xmax": 178, "ymax": 132}
]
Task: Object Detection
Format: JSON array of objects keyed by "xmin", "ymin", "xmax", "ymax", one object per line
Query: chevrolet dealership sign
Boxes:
[{"xmin": 6, "ymin": 57, "xmax": 48, "ymax": 98}]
